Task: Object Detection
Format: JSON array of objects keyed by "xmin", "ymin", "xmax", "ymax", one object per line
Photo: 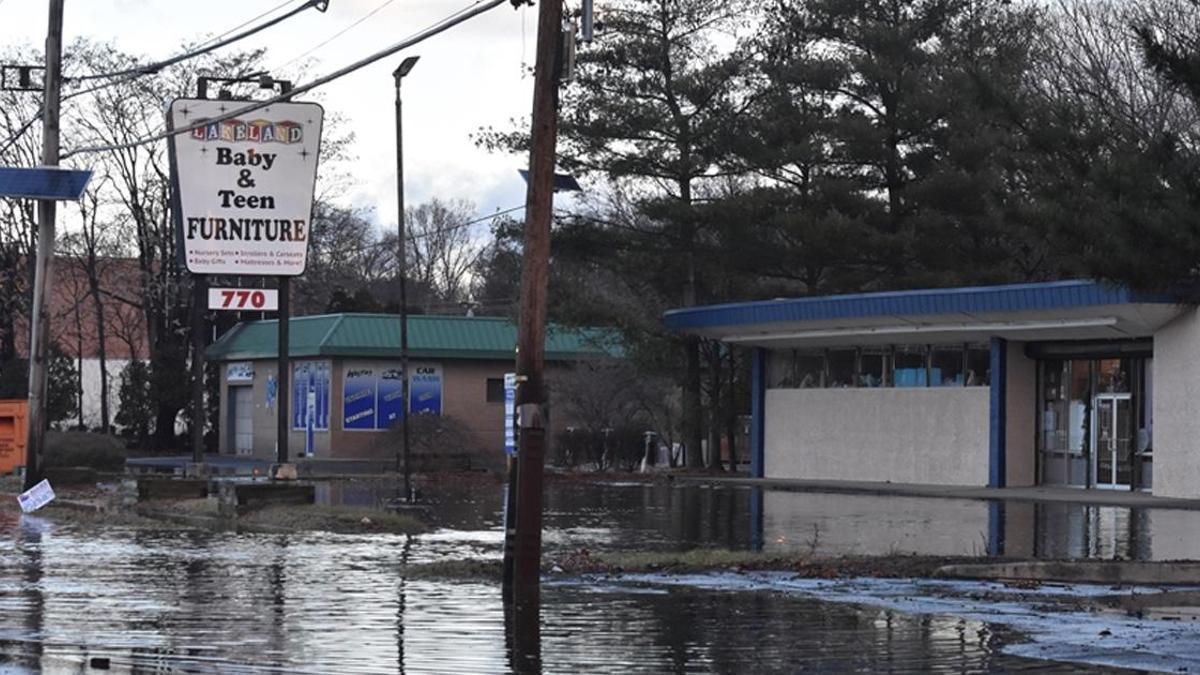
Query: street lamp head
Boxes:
[{"xmin": 394, "ymin": 56, "xmax": 420, "ymax": 81}]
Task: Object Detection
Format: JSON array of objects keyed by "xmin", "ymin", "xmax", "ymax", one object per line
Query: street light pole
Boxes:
[{"xmin": 394, "ymin": 55, "xmax": 419, "ymax": 502}]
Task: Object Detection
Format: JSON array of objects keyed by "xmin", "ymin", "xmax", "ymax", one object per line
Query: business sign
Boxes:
[
  {"xmin": 209, "ymin": 287, "xmax": 278, "ymax": 311},
  {"xmin": 504, "ymin": 373, "xmax": 516, "ymax": 456},
  {"xmin": 168, "ymin": 98, "xmax": 324, "ymax": 276},
  {"xmin": 292, "ymin": 360, "xmax": 330, "ymax": 431},
  {"xmin": 17, "ymin": 479, "xmax": 55, "ymax": 513}
]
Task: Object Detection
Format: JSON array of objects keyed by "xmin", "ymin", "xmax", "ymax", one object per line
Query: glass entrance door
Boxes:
[{"xmin": 1092, "ymin": 394, "xmax": 1132, "ymax": 489}]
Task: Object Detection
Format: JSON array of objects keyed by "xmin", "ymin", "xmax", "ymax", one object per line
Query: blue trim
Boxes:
[
  {"xmin": 989, "ymin": 337, "xmax": 1008, "ymax": 488},
  {"xmin": 663, "ymin": 280, "xmax": 1180, "ymax": 332},
  {"xmin": 750, "ymin": 348, "xmax": 766, "ymax": 479}
]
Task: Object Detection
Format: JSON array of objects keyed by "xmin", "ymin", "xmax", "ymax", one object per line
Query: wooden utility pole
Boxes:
[
  {"xmin": 508, "ymin": 0, "xmax": 563, "ymax": 602},
  {"xmin": 24, "ymin": 0, "xmax": 65, "ymax": 491}
]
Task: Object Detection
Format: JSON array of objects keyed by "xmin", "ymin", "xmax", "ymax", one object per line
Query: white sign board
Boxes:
[
  {"xmin": 208, "ymin": 287, "xmax": 279, "ymax": 311},
  {"xmin": 17, "ymin": 479, "xmax": 55, "ymax": 513},
  {"xmin": 169, "ymin": 98, "xmax": 324, "ymax": 276},
  {"xmin": 227, "ymin": 362, "xmax": 255, "ymax": 383}
]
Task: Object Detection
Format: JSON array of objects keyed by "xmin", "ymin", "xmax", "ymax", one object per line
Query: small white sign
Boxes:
[
  {"xmin": 208, "ymin": 287, "xmax": 279, "ymax": 311},
  {"xmin": 227, "ymin": 362, "xmax": 255, "ymax": 383},
  {"xmin": 17, "ymin": 479, "xmax": 55, "ymax": 513},
  {"xmin": 169, "ymin": 98, "xmax": 324, "ymax": 276}
]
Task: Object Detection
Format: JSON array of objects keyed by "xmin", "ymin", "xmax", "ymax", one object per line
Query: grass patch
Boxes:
[
  {"xmin": 402, "ymin": 559, "xmax": 503, "ymax": 581},
  {"xmin": 139, "ymin": 499, "xmax": 428, "ymax": 535},
  {"xmin": 550, "ymin": 548, "xmax": 986, "ymax": 578},
  {"xmin": 239, "ymin": 504, "xmax": 427, "ymax": 535},
  {"xmin": 40, "ymin": 504, "xmax": 196, "ymax": 530}
]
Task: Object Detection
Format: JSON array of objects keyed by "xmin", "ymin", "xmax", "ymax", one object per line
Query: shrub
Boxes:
[{"xmin": 43, "ymin": 431, "xmax": 127, "ymax": 471}]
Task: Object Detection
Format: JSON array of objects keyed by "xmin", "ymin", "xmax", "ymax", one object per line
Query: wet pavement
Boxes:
[{"xmin": 1, "ymin": 478, "xmax": 1198, "ymax": 672}]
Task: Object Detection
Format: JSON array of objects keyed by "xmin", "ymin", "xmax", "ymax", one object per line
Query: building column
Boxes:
[
  {"xmin": 750, "ymin": 347, "xmax": 766, "ymax": 479},
  {"xmin": 989, "ymin": 337, "xmax": 1008, "ymax": 488}
]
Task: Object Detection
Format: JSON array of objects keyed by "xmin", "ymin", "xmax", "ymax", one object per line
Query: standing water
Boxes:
[{"xmin": 0, "ymin": 478, "xmax": 1186, "ymax": 672}]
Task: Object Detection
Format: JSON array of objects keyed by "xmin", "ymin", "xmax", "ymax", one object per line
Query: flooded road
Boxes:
[
  {"xmin": 321, "ymin": 476, "xmax": 1200, "ymax": 561},
  {"xmin": 0, "ymin": 478, "xmax": 1195, "ymax": 672}
]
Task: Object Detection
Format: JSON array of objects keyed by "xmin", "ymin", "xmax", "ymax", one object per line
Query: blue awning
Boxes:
[{"xmin": 664, "ymin": 280, "xmax": 1185, "ymax": 347}]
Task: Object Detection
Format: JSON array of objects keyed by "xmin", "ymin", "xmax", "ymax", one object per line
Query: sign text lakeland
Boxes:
[{"xmin": 168, "ymin": 99, "xmax": 324, "ymax": 276}]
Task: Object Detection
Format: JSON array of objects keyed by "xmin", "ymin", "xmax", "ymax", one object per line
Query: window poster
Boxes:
[
  {"xmin": 409, "ymin": 364, "xmax": 443, "ymax": 415},
  {"xmin": 376, "ymin": 368, "xmax": 405, "ymax": 430},
  {"xmin": 338, "ymin": 361, "xmax": 443, "ymax": 431},
  {"xmin": 292, "ymin": 360, "xmax": 330, "ymax": 430},
  {"xmin": 343, "ymin": 366, "xmax": 377, "ymax": 431}
]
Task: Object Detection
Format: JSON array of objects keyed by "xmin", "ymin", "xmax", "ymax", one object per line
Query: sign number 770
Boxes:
[{"xmin": 208, "ymin": 287, "xmax": 279, "ymax": 311}]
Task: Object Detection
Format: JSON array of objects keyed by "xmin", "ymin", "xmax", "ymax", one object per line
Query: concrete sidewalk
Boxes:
[{"xmin": 672, "ymin": 475, "xmax": 1200, "ymax": 510}]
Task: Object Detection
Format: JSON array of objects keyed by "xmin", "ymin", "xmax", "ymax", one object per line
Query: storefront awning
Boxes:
[{"xmin": 663, "ymin": 280, "xmax": 1187, "ymax": 348}]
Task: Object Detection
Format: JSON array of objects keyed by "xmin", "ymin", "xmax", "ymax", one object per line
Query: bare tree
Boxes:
[
  {"xmin": 60, "ymin": 174, "xmax": 123, "ymax": 433},
  {"xmin": 405, "ymin": 198, "xmax": 484, "ymax": 310}
]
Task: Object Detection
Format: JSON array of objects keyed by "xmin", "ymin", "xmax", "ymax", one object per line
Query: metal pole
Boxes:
[
  {"xmin": 190, "ymin": 274, "xmax": 206, "ymax": 464},
  {"xmin": 393, "ymin": 57, "xmax": 418, "ymax": 501},
  {"xmin": 508, "ymin": 0, "xmax": 563, "ymax": 602},
  {"xmin": 24, "ymin": 0, "xmax": 65, "ymax": 491},
  {"xmin": 276, "ymin": 79, "xmax": 294, "ymax": 467},
  {"xmin": 277, "ymin": 276, "xmax": 290, "ymax": 464}
]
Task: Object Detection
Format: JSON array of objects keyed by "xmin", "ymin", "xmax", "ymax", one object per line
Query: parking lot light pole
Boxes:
[{"xmin": 394, "ymin": 55, "xmax": 419, "ymax": 501}]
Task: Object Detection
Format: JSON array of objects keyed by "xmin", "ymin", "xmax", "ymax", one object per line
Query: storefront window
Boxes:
[
  {"xmin": 826, "ymin": 350, "xmax": 856, "ymax": 388},
  {"xmin": 930, "ymin": 345, "xmax": 964, "ymax": 387},
  {"xmin": 966, "ymin": 345, "xmax": 990, "ymax": 386},
  {"xmin": 768, "ymin": 350, "xmax": 824, "ymax": 388},
  {"xmin": 894, "ymin": 346, "xmax": 927, "ymax": 387},
  {"xmin": 1098, "ymin": 358, "xmax": 1132, "ymax": 393},
  {"xmin": 859, "ymin": 349, "xmax": 889, "ymax": 387}
]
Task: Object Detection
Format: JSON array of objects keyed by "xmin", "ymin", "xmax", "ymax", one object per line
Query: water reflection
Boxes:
[
  {"xmin": 317, "ymin": 477, "xmax": 1198, "ymax": 561},
  {"xmin": 0, "ymin": 479, "xmax": 1196, "ymax": 671}
]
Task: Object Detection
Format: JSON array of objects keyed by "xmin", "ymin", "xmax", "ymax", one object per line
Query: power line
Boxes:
[
  {"xmin": 60, "ymin": 0, "xmax": 327, "ymax": 105},
  {"xmin": 0, "ymin": 106, "xmax": 42, "ymax": 158},
  {"xmin": 311, "ymin": 204, "xmax": 529, "ymax": 258},
  {"xmin": 0, "ymin": 1, "xmax": 319, "ymax": 153},
  {"xmin": 66, "ymin": 0, "xmax": 325, "ymax": 83},
  {"xmin": 274, "ymin": 0, "xmax": 400, "ymax": 72},
  {"xmin": 195, "ymin": 0, "xmax": 302, "ymax": 52},
  {"xmin": 61, "ymin": 0, "xmax": 508, "ymax": 159}
]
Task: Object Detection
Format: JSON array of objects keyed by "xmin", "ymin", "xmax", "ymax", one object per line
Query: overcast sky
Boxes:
[{"xmin": 0, "ymin": 0, "xmax": 543, "ymax": 231}]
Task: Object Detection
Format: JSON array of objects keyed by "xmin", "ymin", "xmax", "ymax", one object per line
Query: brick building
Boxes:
[{"xmin": 206, "ymin": 313, "xmax": 616, "ymax": 470}]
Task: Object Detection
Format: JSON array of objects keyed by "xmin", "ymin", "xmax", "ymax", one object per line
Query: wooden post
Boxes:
[{"xmin": 508, "ymin": 0, "xmax": 563, "ymax": 602}]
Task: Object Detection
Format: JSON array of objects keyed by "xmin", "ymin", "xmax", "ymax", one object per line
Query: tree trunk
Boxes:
[
  {"xmin": 725, "ymin": 348, "xmax": 739, "ymax": 473},
  {"xmin": 683, "ymin": 335, "xmax": 703, "ymax": 468},
  {"xmin": 707, "ymin": 341, "xmax": 723, "ymax": 471},
  {"xmin": 88, "ymin": 271, "xmax": 110, "ymax": 434}
]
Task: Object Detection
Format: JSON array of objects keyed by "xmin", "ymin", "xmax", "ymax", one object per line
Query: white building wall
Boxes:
[
  {"xmin": 764, "ymin": 387, "xmax": 991, "ymax": 486},
  {"xmin": 74, "ymin": 357, "xmax": 128, "ymax": 430},
  {"xmin": 1153, "ymin": 308, "xmax": 1200, "ymax": 499}
]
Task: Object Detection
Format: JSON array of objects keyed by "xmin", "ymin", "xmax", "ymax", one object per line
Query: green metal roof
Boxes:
[{"xmin": 206, "ymin": 313, "xmax": 621, "ymax": 362}]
